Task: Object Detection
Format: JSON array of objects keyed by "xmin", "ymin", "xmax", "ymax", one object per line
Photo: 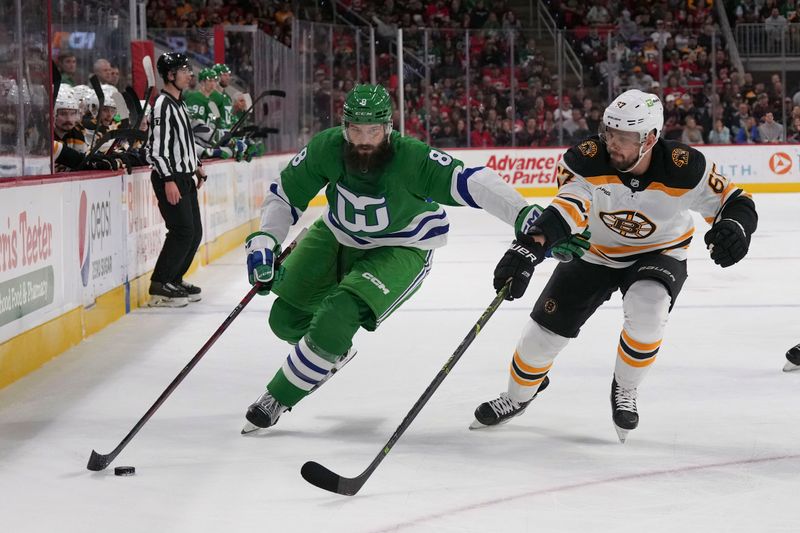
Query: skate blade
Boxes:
[
  {"xmin": 783, "ymin": 361, "xmax": 800, "ymax": 372},
  {"xmin": 614, "ymin": 425, "xmax": 630, "ymax": 443},
  {"xmin": 147, "ymin": 295, "xmax": 189, "ymax": 308},
  {"xmin": 469, "ymin": 417, "xmax": 514, "ymax": 430},
  {"xmin": 241, "ymin": 422, "xmax": 262, "ymax": 435}
]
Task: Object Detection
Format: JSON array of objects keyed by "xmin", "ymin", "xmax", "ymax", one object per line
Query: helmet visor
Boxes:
[{"xmin": 599, "ymin": 123, "xmax": 644, "ymax": 149}]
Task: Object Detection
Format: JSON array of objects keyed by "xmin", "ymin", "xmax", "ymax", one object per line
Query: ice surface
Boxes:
[{"xmin": 1, "ymin": 195, "xmax": 798, "ymax": 533}]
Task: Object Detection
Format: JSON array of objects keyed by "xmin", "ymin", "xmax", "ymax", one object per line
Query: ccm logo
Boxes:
[{"xmin": 362, "ymin": 272, "xmax": 390, "ymax": 295}]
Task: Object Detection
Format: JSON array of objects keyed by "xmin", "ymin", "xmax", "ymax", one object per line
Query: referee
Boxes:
[{"xmin": 146, "ymin": 52, "xmax": 207, "ymax": 307}]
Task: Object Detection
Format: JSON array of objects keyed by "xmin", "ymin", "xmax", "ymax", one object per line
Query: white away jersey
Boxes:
[{"xmin": 552, "ymin": 136, "xmax": 750, "ymax": 268}]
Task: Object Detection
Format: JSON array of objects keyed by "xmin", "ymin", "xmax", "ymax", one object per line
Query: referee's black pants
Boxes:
[{"xmin": 151, "ymin": 172, "xmax": 203, "ymax": 285}]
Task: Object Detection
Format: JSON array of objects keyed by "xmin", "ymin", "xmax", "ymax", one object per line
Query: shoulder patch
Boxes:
[
  {"xmin": 578, "ymin": 140, "xmax": 599, "ymax": 158},
  {"xmin": 671, "ymin": 148, "xmax": 689, "ymax": 168}
]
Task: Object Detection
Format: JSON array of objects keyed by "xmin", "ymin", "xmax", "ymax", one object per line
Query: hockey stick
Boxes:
[
  {"xmin": 122, "ymin": 87, "xmax": 142, "ymax": 128},
  {"xmin": 52, "ymin": 60, "xmax": 61, "ymax": 109},
  {"xmin": 86, "ymin": 228, "xmax": 307, "ymax": 471},
  {"xmin": 142, "ymin": 55, "xmax": 155, "ymax": 113},
  {"xmin": 104, "ymin": 85, "xmax": 147, "ymax": 159},
  {"xmin": 301, "ymin": 281, "xmax": 512, "ymax": 495},
  {"xmin": 80, "ymin": 128, "xmax": 148, "ymax": 165},
  {"xmin": 211, "ymin": 89, "xmax": 285, "ymax": 149},
  {"xmin": 78, "ymin": 75, "xmax": 104, "ymax": 169}
]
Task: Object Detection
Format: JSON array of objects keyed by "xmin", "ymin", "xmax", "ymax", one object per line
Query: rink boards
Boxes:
[{"xmin": 1, "ymin": 142, "xmax": 798, "ymax": 389}]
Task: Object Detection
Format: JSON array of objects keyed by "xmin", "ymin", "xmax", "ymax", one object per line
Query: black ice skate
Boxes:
[
  {"xmin": 611, "ymin": 377, "xmax": 638, "ymax": 443},
  {"xmin": 783, "ymin": 343, "xmax": 800, "ymax": 373},
  {"xmin": 469, "ymin": 376, "xmax": 550, "ymax": 429},
  {"xmin": 176, "ymin": 280, "xmax": 202, "ymax": 302},
  {"xmin": 241, "ymin": 391, "xmax": 290, "ymax": 435},
  {"xmin": 148, "ymin": 281, "xmax": 189, "ymax": 308}
]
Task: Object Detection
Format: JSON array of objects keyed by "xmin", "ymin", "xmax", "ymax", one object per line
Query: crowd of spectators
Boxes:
[{"xmin": 108, "ymin": 0, "xmax": 800, "ymax": 148}]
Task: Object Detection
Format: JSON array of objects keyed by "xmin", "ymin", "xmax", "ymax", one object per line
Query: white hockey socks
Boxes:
[
  {"xmin": 614, "ymin": 280, "xmax": 670, "ymax": 389},
  {"xmin": 507, "ymin": 320, "xmax": 569, "ymax": 404}
]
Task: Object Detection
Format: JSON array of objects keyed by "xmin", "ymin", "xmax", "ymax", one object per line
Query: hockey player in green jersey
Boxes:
[
  {"xmin": 241, "ymin": 84, "xmax": 590, "ymax": 433},
  {"xmin": 210, "ymin": 63, "xmax": 233, "ymax": 129},
  {"xmin": 184, "ymin": 68, "xmax": 219, "ymax": 125}
]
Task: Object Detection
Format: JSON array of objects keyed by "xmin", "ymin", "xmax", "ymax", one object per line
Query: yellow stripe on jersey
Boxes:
[
  {"xmin": 552, "ymin": 197, "xmax": 587, "ymax": 228},
  {"xmin": 590, "ymin": 228, "xmax": 694, "ymax": 257},
  {"xmin": 646, "ymin": 182, "xmax": 693, "ymax": 197},
  {"xmin": 585, "ymin": 175, "xmax": 624, "ymax": 186}
]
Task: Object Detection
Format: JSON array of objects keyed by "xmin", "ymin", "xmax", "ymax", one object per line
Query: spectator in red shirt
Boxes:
[{"xmin": 470, "ymin": 116, "xmax": 494, "ymax": 146}]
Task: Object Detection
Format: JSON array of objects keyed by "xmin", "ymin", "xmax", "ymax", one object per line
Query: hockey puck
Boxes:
[{"xmin": 114, "ymin": 466, "xmax": 136, "ymax": 476}]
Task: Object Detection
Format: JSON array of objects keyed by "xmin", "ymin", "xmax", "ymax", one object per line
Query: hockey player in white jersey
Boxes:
[{"xmin": 471, "ymin": 89, "xmax": 758, "ymax": 442}]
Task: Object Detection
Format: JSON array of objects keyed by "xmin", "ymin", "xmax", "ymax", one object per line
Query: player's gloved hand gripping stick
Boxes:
[{"xmin": 86, "ymin": 228, "xmax": 307, "ymax": 472}]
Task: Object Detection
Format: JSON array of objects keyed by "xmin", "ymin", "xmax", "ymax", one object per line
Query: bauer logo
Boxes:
[{"xmin": 79, "ymin": 191, "xmax": 91, "ymax": 287}]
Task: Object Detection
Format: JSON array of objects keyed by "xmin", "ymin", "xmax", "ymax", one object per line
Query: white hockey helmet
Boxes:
[
  {"xmin": 602, "ymin": 89, "xmax": 664, "ymax": 142},
  {"xmin": 73, "ymin": 84, "xmax": 99, "ymax": 114},
  {"xmin": 54, "ymin": 85, "xmax": 79, "ymax": 112},
  {"xmin": 100, "ymin": 84, "xmax": 118, "ymax": 109}
]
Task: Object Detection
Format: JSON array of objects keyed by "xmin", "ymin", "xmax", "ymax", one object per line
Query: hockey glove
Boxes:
[
  {"xmin": 514, "ymin": 204, "xmax": 545, "ymax": 239},
  {"xmin": 245, "ymin": 231, "xmax": 282, "ymax": 295},
  {"xmin": 494, "ymin": 239, "xmax": 546, "ymax": 301},
  {"xmin": 548, "ymin": 229, "xmax": 591, "ymax": 262},
  {"xmin": 704, "ymin": 219, "xmax": 750, "ymax": 268}
]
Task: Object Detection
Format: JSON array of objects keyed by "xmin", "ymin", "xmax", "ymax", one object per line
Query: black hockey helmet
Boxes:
[{"xmin": 157, "ymin": 52, "xmax": 191, "ymax": 82}]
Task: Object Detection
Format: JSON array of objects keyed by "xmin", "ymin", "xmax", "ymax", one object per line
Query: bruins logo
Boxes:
[
  {"xmin": 578, "ymin": 140, "xmax": 598, "ymax": 158},
  {"xmin": 600, "ymin": 210, "xmax": 657, "ymax": 239},
  {"xmin": 672, "ymin": 148, "xmax": 689, "ymax": 168},
  {"xmin": 543, "ymin": 298, "xmax": 558, "ymax": 314}
]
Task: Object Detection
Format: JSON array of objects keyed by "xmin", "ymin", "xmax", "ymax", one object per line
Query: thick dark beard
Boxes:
[{"xmin": 343, "ymin": 139, "xmax": 394, "ymax": 175}]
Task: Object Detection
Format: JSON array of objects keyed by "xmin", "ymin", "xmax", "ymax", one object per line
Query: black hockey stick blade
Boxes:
[
  {"xmin": 301, "ymin": 282, "xmax": 511, "ymax": 495},
  {"xmin": 301, "ymin": 462, "xmax": 360, "ymax": 495},
  {"xmin": 264, "ymin": 89, "xmax": 286, "ymax": 98},
  {"xmin": 87, "ymin": 449, "xmax": 111, "ymax": 471},
  {"xmin": 86, "ymin": 229, "xmax": 308, "ymax": 471}
]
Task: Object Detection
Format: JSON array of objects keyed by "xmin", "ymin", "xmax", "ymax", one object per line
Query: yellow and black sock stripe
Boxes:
[
  {"xmin": 617, "ymin": 329, "xmax": 661, "ymax": 368},
  {"xmin": 509, "ymin": 351, "xmax": 552, "ymax": 387}
]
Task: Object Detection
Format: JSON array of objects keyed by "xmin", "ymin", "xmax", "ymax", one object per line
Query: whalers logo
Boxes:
[
  {"xmin": 600, "ymin": 210, "xmax": 656, "ymax": 239},
  {"xmin": 335, "ymin": 184, "xmax": 390, "ymax": 233}
]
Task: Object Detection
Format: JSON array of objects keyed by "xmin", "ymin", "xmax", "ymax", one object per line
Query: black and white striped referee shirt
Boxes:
[{"xmin": 147, "ymin": 90, "xmax": 200, "ymax": 181}]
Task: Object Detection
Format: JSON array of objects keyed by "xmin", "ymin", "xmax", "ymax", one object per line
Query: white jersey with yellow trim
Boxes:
[{"xmin": 552, "ymin": 135, "xmax": 749, "ymax": 268}]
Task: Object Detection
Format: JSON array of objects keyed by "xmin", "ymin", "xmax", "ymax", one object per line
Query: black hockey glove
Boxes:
[
  {"xmin": 493, "ymin": 239, "xmax": 546, "ymax": 301},
  {"xmin": 704, "ymin": 218, "xmax": 750, "ymax": 268}
]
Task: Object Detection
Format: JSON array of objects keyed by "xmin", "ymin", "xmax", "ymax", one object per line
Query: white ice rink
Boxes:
[{"xmin": 1, "ymin": 195, "xmax": 799, "ymax": 533}]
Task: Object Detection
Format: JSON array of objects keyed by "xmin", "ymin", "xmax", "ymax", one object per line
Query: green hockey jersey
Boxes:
[
  {"xmin": 210, "ymin": 90, "xmax": 233, "ymax": 129},
  {"xmin": 260, "ymin": 127, "xmax": 528, "ymax": 250},
  {"xmin": 184, "ymin": 90, "xmax": 216, "ymax": 124}
]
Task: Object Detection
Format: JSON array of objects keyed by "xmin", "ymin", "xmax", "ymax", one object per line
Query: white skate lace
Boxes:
[
  {"xmin": 614, "ymin": 385, "xmax": 638, "ymax": 413},
  {"xmin": 256, "ymin": 393, "xmax": 287, "ymax": 417},
  {"xmin": 489, "ymin": 393, "xmax": 521, "ymax": 416}
]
